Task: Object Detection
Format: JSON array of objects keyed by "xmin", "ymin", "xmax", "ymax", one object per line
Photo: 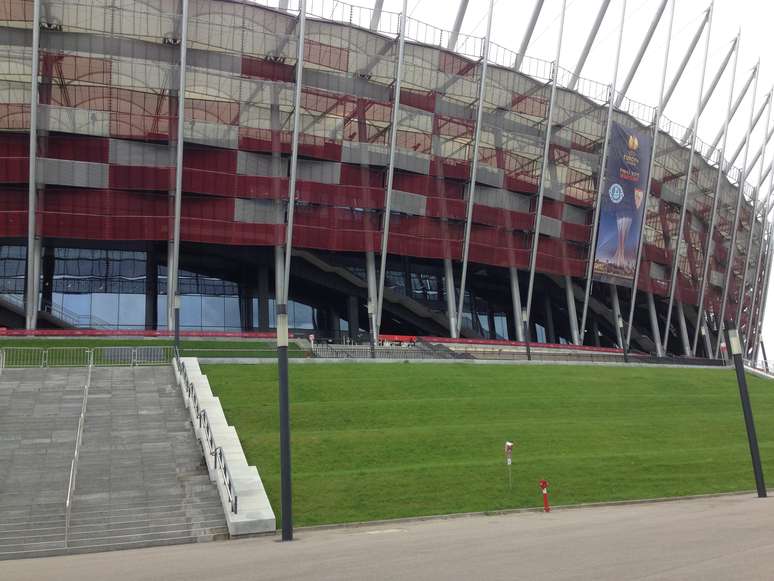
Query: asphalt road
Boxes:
[{"xmin": 3, "ymin": 493, "xmax": 774, "ymax": 581}]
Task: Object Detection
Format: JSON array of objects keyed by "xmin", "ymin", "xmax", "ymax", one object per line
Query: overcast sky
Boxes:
[{"xmin": 282, "ymin": 0, "xmax": 774, "ymax": 356}]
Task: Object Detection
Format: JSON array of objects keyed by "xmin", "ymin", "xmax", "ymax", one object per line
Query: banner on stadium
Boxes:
[{"xmin": 591, "ymin": 121, "xmax": 653, "ymax": 287}]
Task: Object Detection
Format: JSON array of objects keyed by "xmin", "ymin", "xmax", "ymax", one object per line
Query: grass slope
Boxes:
[{"xmin": 203, "ymin": 363, "xmax": 774, "ymax": 527}]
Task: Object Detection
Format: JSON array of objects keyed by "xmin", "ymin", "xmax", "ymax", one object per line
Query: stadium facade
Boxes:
[{"xmin": 0, "ymin": 0, "xmax": 771, "ymax": 358}]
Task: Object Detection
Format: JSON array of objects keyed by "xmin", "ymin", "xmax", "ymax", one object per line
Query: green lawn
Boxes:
[
  {"xmin": 0, "ymin": 338, "xmax": 307, "ymax": 359},
  {"xmin": 203, "ymin": 363, "xmax": 774, "ymax": 527}
]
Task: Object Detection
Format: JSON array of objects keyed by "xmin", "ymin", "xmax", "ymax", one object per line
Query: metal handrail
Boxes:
[
  {"xmin": 64, "ymin": 350, "xmax": 93, "ymax": 548},
  {"xmin": 0, "ymin": 346, "xmax": 173, "ymax": 368},
  {"xmin": 175, "ymin": 351, "xmax": 239, "ymax": 514}
]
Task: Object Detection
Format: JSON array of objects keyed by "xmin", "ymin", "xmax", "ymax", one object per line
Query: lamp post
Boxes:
[
  {"xmin": 725, "ymin": 323, "xmax": 767, "ymax": 498},
  {"xmin": 522, "ymin": 308, "xmax": 531, "ymax": 361}
]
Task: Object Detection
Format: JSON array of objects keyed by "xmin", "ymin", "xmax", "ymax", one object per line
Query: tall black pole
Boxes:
[
  {"xmin": 725, "ymin": 323, "xmax": 767, "ymax": 498},
  {"xmin": 277, "ymin": 302, "xmax": 293, "ymax": 540}
]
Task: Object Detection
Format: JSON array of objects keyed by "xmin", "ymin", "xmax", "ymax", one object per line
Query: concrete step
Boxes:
[
  {"xmin": 69, "ymin": 507, "xmax": 225, "ymax": 529},
  {"xmin": 64, "ymin": 525, "xmax": 228, "ymax": 549},
  {"xmin": 66, "ymin": 519, "xmax": 229, "ymax": 541}
]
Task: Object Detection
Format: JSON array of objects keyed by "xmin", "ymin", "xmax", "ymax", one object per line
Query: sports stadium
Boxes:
[{"xmin": 0, "ymin": 0, "xmax": 772, "ymax": 360}]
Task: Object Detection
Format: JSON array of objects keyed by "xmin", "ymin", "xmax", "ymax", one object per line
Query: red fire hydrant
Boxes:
[{"xmin": 539, "ymin": 479, "xmax": 551, "ymax": 512}]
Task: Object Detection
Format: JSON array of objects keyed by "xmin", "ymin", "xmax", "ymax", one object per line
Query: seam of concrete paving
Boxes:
[{"xmin": 293, "ymin": 489, "xmax": 765, "ymax": 534}]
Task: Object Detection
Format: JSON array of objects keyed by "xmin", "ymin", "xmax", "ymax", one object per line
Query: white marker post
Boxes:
[{"xmin": 505, "ymin": 441, "xmax": 515, "ymax": 490}]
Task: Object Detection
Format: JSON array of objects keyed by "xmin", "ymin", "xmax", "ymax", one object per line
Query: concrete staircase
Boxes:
[
  {"xmin": 0, "ymin": 368, "xmax": 86, "ymax": 559},
  {"xmin": 0, "ymin": 365, "xmax": 227, "ymax": 560}
]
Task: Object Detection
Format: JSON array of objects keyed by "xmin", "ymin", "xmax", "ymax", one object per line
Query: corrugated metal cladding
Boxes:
[{"xmin": 0, "ymin": 0, "xmax": 768, "ymax": 337}]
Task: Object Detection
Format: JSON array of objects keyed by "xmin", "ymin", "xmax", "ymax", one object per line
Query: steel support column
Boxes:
[
  {"xmin": 525, "ymin": 0, "xmax": 567, "ymax": 329},
  {"xmin": 676, "ymin": 302, "xmax": 691, "ymax": 356},
  {"xmin": 565, "ymin": 275, "xmax": 580, "ymax": 344},
  {"xmin": 365, "ymin": 251, "xmax": 378, "ymax": 344},
  {"xmin": 281, "ymin": 0, "xmax": 307, "ymax": 302},
  {"xmin": 610, "ymin": 284, "xmax": 623, "ymax": 348},
  {"xmin": 660, "ymin": 6, "xmax": 711, "ymax": 111},
  {"xmin": 274, "ymin": 245, "xmax": 284, "ymax": 306},
  {"xmin": 567, "ymin": 0, "xmax": 610, "ymax": 91},
  {"xmin": 444, "ymin": 258, "xmax": 458, "ymax": 338},
  {"xmin": 455, "ymin": 0, "xmax": 494, "ymax": 336},
  {"xmin": 715, "ymin": 61, "xmax": 760, "ymax": 358},
  {"xmin": 514, "ymin": 0, "xmax": 545, "ymax": 70},
  {"xmin": 752, "ymin": 223, "xmax": 774, "ymax": 359},
  {"xmin": 746, "ymin": 172, "xmax": 774, "ymax": 352},
  {"xmin": 615, "ymin": 0, "xmax": 669, "ymax": 106},
  {"xmin": 736, "ymin": 94, "xmax": 773, "ymax": 342},
  {"xmin": 447, "ymin": 0, "xmax": 470, "ymax": 51},
  {"xmin": 375, "ymin": 0, "xmax": 407, "ymax": 332},
  {"xmin": 711, "ymin": 66, "xmax": 756, "ymax": 151},
  {"xmin": 579, "ymin": 0, "xmax": 627, "ymax": 344},
  {"xmin": 24, "ymin": 0, "xmax": 41, "ymax": 330},
  {"xmin": 728, "ymin": 89, "xmax": 769, "ymax": 167},
  {"xmin": 681, "ymin": 35, "xmax": 738, "ymax": 142},
  {"xmin": 625, "ymin": 0, "xmax": 675, "ymax": 350},
  {"xmin": 510, "ymin": 267, "xmax": 525, "ymax": 341},
  {"xmin": 692, "ymin": 33, "xmax": 740, "ymax": 356},
  {"xmin": 662, "ymin": 2, "xmax": 713, "ymax": 355},
  {"xmin": 168, "ymin": 0, "xmax": 189, "ymax": 331},
  {"xmin": 370, "ymin": 0, "xmax": 384, "ymax": 31},
  {"xmin": 647, "ymin": 292, "xmax": 664, "ymax": 357}
]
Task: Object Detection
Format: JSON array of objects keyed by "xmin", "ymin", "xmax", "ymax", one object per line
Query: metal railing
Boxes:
[
  {"xmin": 0, "ymin": 346, "xmax": 174, "ymax": 369},
  {"xmin": 175, "ymin": 350, "xmax": 238, "ymax": 514},
  {"xmin": 311, "ymin": 343, "xmax": 726, "ymax": 367},
  {"xmin": 64, "ymin": 351, "xmax": 93, "ymax": 548}
]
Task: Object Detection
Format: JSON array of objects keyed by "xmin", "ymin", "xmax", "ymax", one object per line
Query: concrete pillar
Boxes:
[
  {"xmin": 258, "ymin": 264, "xmax": 269, "ymax": 330},
  {"xmin": 444, "ymin": 258, "xmax": 458, "ymax": 338},
  {"xmin": 647, "ymin": 292, "xmax": 664, "ymax": 357},
  {"xmin": 347, "ymin": 295, "xmax": 359, "ymax": 341},
  {"xmin": 544, "ymin": 295, "xmax": 556, "ymax": 344},
  {"xmin": 565, "ymin": 275, "xmax": 579, "ymax": 345},
  {"xmin": 365, "ymin": 251, "xmax": 378, "ymax": 342},
  {"xmin": 676, "ymin": 302, "xmax": 691, "ymax": 356},
  {"xmin": 609, "ymin": 284, "xmax": 623, "ymax": 348},
  {"xmin": 145, "ymin": 246, "xmax": 158, "ymax": 330},
  {"xmin": 40, "ymin": 245, "xmax": 54, "ymax": 314},
  {"xmin": 509, "ymin": 267, "xmax": 525, "ymax": 341}
]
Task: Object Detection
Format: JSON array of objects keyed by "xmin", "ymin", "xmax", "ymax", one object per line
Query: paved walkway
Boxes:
[{"xmin": 3, "ymin": 494, "xmax": 774, "ymax": 580}]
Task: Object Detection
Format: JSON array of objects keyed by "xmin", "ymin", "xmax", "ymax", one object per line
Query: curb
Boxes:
[{"xmin": 291, "ymin": 489, "xmax": 764, "ymax": 534}]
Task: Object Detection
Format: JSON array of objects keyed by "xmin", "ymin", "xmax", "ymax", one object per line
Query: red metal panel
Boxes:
[
  {"xmin": 399, "ymin": 90, "xmax": 436, "ymax": 113},
  {"xmin": 0, "ymin": 188, "xmax": 27, "ymax": 237},
  {"xmin": 44, "ymin": 135, "xmax": 109, "ymax": 163},
  {"xmin": 183, "ymin": 168, "xmax": 237, "ymax": 197},
  {"xmin": 425, "ymin": 197, "xmax": 466, "ymax": 220},
  {"xmin": 241, "ymin": 56, "xmax": 294, "ymax": 82},
  {"xmin": 109, "ymin": 165, "xmax": 173, "ymax": 191},
  {"xmin": 296, "ymin": 182, "xmax": 384, "ymax": 210},
  {"xmin": 184, "ymin": 147, "xmax": 237, "ymax": 172},
  {"xmin": 235, "ymin": 175, "xmax": 288, "ymax": 200}
]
